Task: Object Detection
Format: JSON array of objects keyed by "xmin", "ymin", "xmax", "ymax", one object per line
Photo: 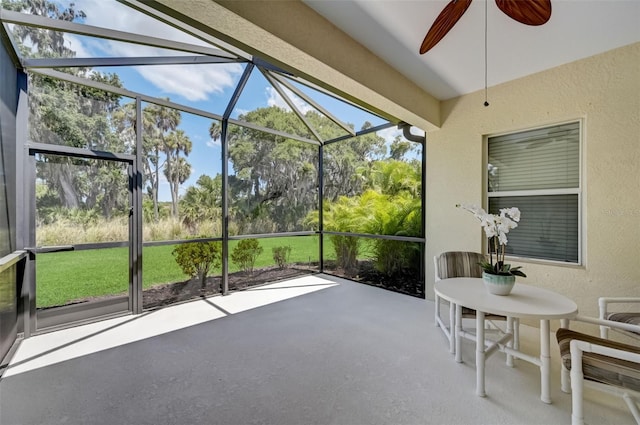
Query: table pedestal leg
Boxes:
[
  {"xmin": 540, "ymin": 319, "xmax": 551, "ymax": 403},
  {"xmin": 560, "ymin": 319, "xmax": 571, "ymax": 393},
  {"xmin": 449, "ymin": 302, "xmax": 456, "ymax": 354},
  {"xmin": 476, "ymin": 311, "xmax": 486, "ymax": 397},
  {"xmin": 455, "ymin": 304, "xmax": 463, "ymax": 363},
  {"xmin": 506, "ymin": 317, "xmax": 514, "ymax": 367}
]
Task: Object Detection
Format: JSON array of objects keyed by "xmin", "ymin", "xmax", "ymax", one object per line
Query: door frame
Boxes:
[{"xmin": 26, "ymin": 144, "xmax": 141, "ymax": 332}]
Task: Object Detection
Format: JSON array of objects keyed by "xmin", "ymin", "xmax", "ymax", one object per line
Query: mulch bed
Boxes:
[
  {"xmin": 142, "ymin": 265, "xmax": 318, "ymax": 309},
  {"xmin": 323, "ymin": 260, "xmax": 425, "ymax": 299},
  {"xmin": 142, "ymin": 260, "xmax": 424, "ymax": 309}
]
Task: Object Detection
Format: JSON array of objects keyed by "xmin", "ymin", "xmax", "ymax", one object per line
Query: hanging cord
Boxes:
[{"xmin": 484, "ymin": 0, "xmax": 489, "ymax": 107}]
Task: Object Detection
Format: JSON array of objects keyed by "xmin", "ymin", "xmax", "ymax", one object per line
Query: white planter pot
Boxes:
[{"xmin": 482, "ymin": 272, "xmax": 516, "ymax": 296}]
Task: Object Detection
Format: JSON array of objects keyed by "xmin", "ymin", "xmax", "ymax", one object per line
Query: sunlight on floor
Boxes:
[{"xmin": 4, "ymin": 275, "xmax": 338, "ymax": 377}]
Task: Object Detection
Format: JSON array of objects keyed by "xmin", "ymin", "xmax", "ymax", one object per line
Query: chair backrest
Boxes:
[{"xmin": 434, "ymin": 251, "xmax": 486, "ymax": 281}]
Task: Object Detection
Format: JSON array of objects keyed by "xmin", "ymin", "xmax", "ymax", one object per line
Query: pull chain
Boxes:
[{"xmin": 484, "ymin": 0, "xmax": 489, "ymax": 107}]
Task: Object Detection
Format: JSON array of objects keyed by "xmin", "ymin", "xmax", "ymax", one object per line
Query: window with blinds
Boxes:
[{"xmin": 487, "ymin": 122, "xmax": 580, "ymax": 263}]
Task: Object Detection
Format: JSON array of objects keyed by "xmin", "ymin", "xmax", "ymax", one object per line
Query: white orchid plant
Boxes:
[{"xmin": 457, "ymin": 204, "xmax": 526, "ymax": 278}]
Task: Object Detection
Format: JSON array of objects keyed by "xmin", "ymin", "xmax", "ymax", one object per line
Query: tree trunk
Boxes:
[
  {"xmin": 152, "ymin": 148, "xmax": 160, "ymax": 222},
  {"xmin": 171, "ymin": 179, "xmax": 179, "ymax": 218},
  {"xmin": 151, "ymin": 185, "xmax": 159, "ymax": 222},
  {"xmin": 58, "ymin": 164, "xmax": 80, "ymax": 209}
]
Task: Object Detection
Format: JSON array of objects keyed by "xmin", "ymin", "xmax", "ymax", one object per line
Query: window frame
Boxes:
[{"xmin": 485, "ymin": 119, "xmax": 583, "ymax": 266}]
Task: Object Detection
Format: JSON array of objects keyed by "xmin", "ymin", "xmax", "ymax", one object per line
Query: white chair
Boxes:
[
  {"xmin": 599, "ymin": 297, "xmax": 640, "ymax": 340},
  {"xmin": 558, "ymin": 315, "xmax": 640, "ymax": 425},
  {"xmin": 434, "ymin": 251, "xmax": 518, "ymax": 356}
]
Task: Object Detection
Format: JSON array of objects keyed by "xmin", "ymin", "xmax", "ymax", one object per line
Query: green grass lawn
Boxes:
[{"xmin": 36, "ymin": 236, "xmax": 322, "ymax": 308}]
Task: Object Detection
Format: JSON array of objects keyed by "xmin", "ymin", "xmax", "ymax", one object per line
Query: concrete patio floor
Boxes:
[{"xmin": 0, "ymin": 274, "xmax": 631, "ymax": 425}]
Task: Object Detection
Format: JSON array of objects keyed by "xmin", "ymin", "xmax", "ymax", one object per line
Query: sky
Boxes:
[{"xmin": 38, "ymin": 0, "xmax": 412, "ymax": 201}]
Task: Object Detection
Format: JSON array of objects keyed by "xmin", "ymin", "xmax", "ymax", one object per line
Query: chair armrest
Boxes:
[
  {"xmin": 573, "ymin": 314, "xmax": 640, "ymax": 335},
  {"xmin": 568, "ymin": 314, "xmax": 640, "ymax": 339},
  {"xmin": 571, "ymin": 339, "xmax": 640, "ymax": 364}
]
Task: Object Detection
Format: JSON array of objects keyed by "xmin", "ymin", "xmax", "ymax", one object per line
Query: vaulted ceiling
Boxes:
[{"xmin": 305, "ymin": 0, "xmax": 640, "ymax": 101}]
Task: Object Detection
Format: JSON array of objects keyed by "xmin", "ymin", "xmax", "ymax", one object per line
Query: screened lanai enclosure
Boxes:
[{"xmin": 0, "ymin": 0, "xmax": 425, "ymax": 362}]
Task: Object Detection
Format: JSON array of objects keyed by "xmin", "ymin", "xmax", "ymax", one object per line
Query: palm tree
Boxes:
[
  {"xmin": 164, "ymin": 129, "xmax": 192, "ymax": 217},
  {"xmin": 180, "ymin": 174, "xmax": 222, "ymax": 234},
  {"xmin": 366, "ymin": 160, "xmax": 421, "ymax": 197},
  {"xmin": 308, "ymin": 195, "xmax": 367, "ymax": 273},
  {"xmin": 113, "ymin": 102, "xmax": 167, "ymax": 222},
  {"xmin": 144, "ymin": 102, "xmax": 181, "ymax": 220},
  {"xmin": 360, "ymin": 190, "xmax": 422, "ymax": 276}
]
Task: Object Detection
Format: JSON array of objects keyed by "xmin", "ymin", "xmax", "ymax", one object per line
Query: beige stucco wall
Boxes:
[{"xmin": 426, "ymin": 42, "xmax": 640, "ymax": 322}]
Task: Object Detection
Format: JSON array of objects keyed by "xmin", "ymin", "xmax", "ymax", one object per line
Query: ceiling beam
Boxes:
[
  {"xmin": 0, "ymin": 8, "xmax": 237, "ymax": 59},
  {"xmin": 22, "ymin": 55, "xmax": 245, "ymax": 69}
]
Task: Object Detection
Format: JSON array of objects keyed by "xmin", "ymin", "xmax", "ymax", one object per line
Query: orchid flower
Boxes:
[{"xmin": 457, "ymin": 204, "xmax": 526, "ymax": 277}]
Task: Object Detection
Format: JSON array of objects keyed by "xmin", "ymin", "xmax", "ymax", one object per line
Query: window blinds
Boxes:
[
  {"xmin": 489, "ymin": 195, "xmax": 578, "ymax": 262},
  {"xmin": 487, "ymin": 121, "xmax": 580, "ymax": 264},
  {"xmin": 488, "ymin": 122, "xmax": 579, "ymax": 192}
]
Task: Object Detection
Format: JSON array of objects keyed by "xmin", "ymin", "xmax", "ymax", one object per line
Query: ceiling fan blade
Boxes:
[
  {"xmin": 420, "ymin": 0, "xmax": 473, "ymax": 54},
  {"xmin": 495, "ymin": 0, "xmax": 551, "ymax": 26}
]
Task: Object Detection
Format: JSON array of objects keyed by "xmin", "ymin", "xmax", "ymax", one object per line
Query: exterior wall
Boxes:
[{"xmin": 426, "ymin": 43, "xmax": 640, "ymax": 321}]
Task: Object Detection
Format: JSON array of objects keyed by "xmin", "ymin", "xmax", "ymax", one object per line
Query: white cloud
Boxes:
[
  {"xmin": 67, "ymin": 0, "xmax": 243, "ymax": 101},
  {"xmin": 76, "ymin": 0, "xmax": 207, "ymax": 46},
  {"xmin": 63, "ymin": 34, "xmax": 93, "ymax": 58},
  {"xmin": 266, "ymin": 86, "xmax": 314, "ymax": 114},
  {"xmin": 206, "ymin": 138, "xmax": 220, "ymax": 148},
  {"xmin": 135, "ymin": 63, "xmax": 243, "ymax": 102},
  {"xmin": 377, "ymin": 126, "xmax": 403, "ymax": 143}
]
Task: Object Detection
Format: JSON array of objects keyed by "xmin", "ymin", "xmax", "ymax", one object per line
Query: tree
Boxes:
[
  {"xmin": 360, "ymin": 191, "xmax": 422, "ymax": 276},
  {"xmin": 306, "ymin": 195, "xmax": 365, "ymax": 273},
  {"xmin": 212, "ymin": 106, "xmax": 321, "ymax": 233},
  {"xmin": 208, "ymin": 107, "xmax": 391, "ymax": 235},
  {"xmin": 143, "ymin": 102, "xmax": 181, "ymax": 220},
  {"xmin": 322, "ymin": 122, "xmax": 387, "ymax": 201},
  {"xmin": 364, "ymin": 160, "xmax": 421, "ymax": 198},
  {"xmin": 114, "ymin": 101, "xmax": 191, "ymax": 222},
  {"xmin": 30, "ymin": 72, "xmax": 129, "ymax": 217},
  {"xmin": 180, "ymin": 174, "xmax": 222, "ymax": 234},
  {"xmin": 112, "ymin": 101, "xmax": 171, "ymax": 223},
  {"xmin": 231, "ymin": 239, "xmax": 263, "ymax": 275},
  {"xmin": 307, "ymin": 148, "xmax": 423, "ymax": 277},
  {"xmin": 172, "ymin": 239, "xmax": 222, "ymax": 293},
  {"xmin": 163, "ymin": 129, "xmax": 192, "ymax": 217},
  {"xmin": 389, "ymin": 136, "xmax": 413, "ymax": 160},
  {"xmin": 9, "ymin": 0, "xmax": 134, "ymax": 221},
  {"xmin": 3, "ymin": 0, "xmax": 85, "ymax": 59}
]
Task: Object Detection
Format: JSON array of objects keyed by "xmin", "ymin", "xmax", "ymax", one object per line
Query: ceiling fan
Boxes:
[{"xmin": 420, "ymin": 0, "xmax": 552, "ymax": 54}]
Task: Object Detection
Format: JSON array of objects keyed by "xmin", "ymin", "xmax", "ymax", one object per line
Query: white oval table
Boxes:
[{"xmin": 434, "ymin": 277, "xmax": 578, "ymax": 403}]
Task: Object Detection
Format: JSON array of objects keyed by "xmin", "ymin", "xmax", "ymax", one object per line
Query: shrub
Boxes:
[
  {"xmin": 372, "ymin": 239, "xmax": 421, "ymax": 277},
  {"xmin": 306, "ymin": 195, "xmax": 365, "ymax": 274},
  {"xmin": 172, "ymin": 238, "xmax": 222, "ymax": 292},
  {"xmin": 330, "ymin": 235, "xmax": 360, "ymax": 273},
  {"xmin": 231, "ymin": 238, "xmax": 263, "ymax": 275},
  {"xmin": 362, "ymin": 192, "xmax": 422, "ymax": 277},
  {"xmin": 272, "ymin": 245, "xmax": 292, "ymax": 269}
]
